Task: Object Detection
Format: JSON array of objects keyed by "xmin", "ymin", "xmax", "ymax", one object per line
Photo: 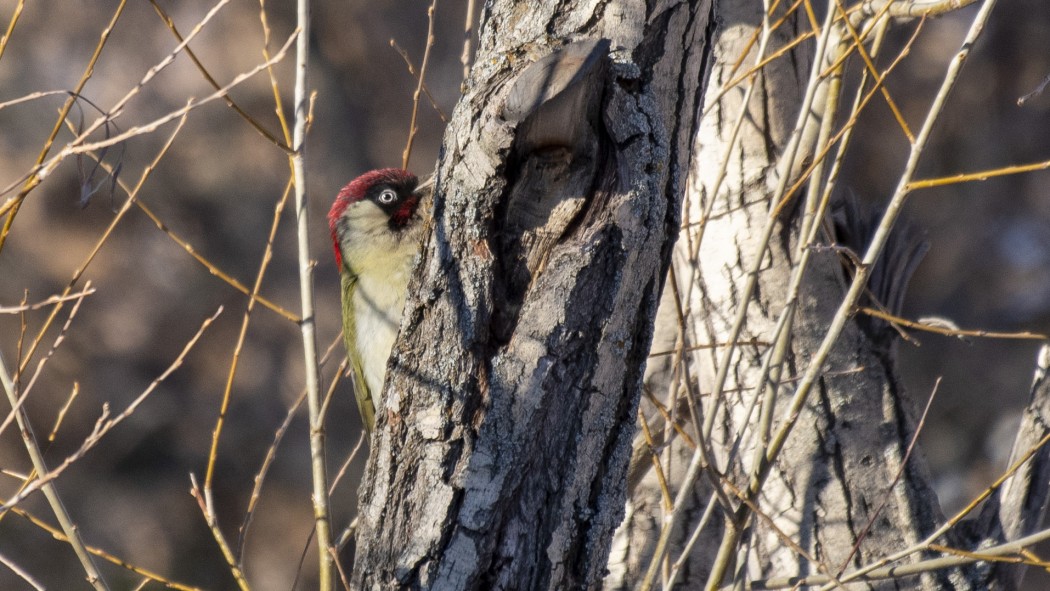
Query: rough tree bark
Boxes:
[
  {"xmin": 351, "ymin": 1, "xmax": 713, "ymax": 589},
  {"xmin": 610, "ymin": 1, "xmax": 1050, "ymax": 590}
]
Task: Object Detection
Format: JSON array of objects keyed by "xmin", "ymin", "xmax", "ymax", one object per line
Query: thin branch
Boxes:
[
  {"xmin": 10, "ymin": 507, "xmax": 204, "ymax": 591},
  {"xmin": 330, "ymin": 545, "xmax": 353, "ymax": 590},
  {"xmin": 147, "ymin": 0, "xmax": 292, "ymax": 152},
  {"xmin": 401, "ymin": 0, "xmax": 438, "ymax": 170},
  {"xmin": 291, "ymin": 0, "xmax": 333, "ymax": 586},
  {"xmin": 460, "ymin": 0, "xmax": 476, "ymax": 82},
  {"xmin": 0, "ymin": 0, "xmax": 128, "ymax": 255},
  {"xmin": 238, "ymin": 334, "xmax": 341, "ymax": 562},
  {"xmin": 0, "ymin": 344, "xmax": 109, "ymax": 591},
  {"xmin": 819, "ymin": 424, "xmax": 1050, "ymax": 589},
  {"xmin": 648, "ymin": 337, "xmax": 772, "ymax": 358},
  {"xmin": 205, "ymin": 178, "xmax": 294, "ymax": 489},
  {"xmin": 0, "ymin": 308, "xmax": 222, "ymax": 512},
  {"xmin": 15, "ymin": 111, "xmax": 191, "ymax": 387},
  {"xmin": 878, "ymin": 0, "xmax": 980, "ymax": 19},
  {"xmin": 835, "ymin": 378, "xmax": 942, "ymax": 577},
  {"xmin": 703, "ymin": 6, "xmax": 930, "ymax": 586},
  {"xmin": 756, "ymin": 523, "xmax": 1050, "ymax": 589},
  {"xmin": 908, "ymin": 157, "xmax": 1050, "ymax": 190},
  {"xmin": 134, "ymin": 199, "xmax": 300, "ymax": 322},
  {"xmin": 833, "ymin": 0, "xmax": 913, "ymax": 142},
  {"xmin": 668, "ymin": 2, "xmax": 845, "ymax": 584},
  {"xmin": 58, "ymin": 119, "xmax": 300, "ymax": 323},
  {"xmin": 39, "ymin": 28, "xmax": 296, "ymax": 177},
  {"xmin": 318, "ymin": 357, "xmax": 348, "ymax": 425},
  {"xmin": 0, "ymin": 285, "xmax": 89, "ymax": 441},
  {"xmin": 47, "ymin": 382, "xmax": 80, "ymax": 442},
  {"xmin": 858, "ymin": 307, "xmax": 1048, "ymax": 340},
  {"xmin": 328, "ymin": 430, "xmax": 366, "ymax": 496},
  {"xmin": 238, "ymin": 391, "xmax": 306, "ymax": 561},
  {"xmin": 0, "ymin": 549, "xmax": 44, "ymax": 590},
  {"xmin": 0, "ymin": 288, "xmax": 96, "ymax": 313},
  {"xmin": 256, "ymin": 0, "xmax": 296, "ymax": 150},
  {"xmin": 1018, "ymin": 71, "xmax": 1050, "ymax": 106},
  {"xmin": 753, "ymin": 0, "xmax": 998, "ymax": 575},
  {"xmin": 0, "ymin": 90, "xmax": 74, "ymax": 112},
  {"xmin": 189, "ymin": 475, "xmax": 250, "ymax": 591},
  {"xmin": 0, "ymin": 0, "xmax": 27, "ymax": 62},
  {"xmin": 0, "ymin": 25, "xmax": 297, "ymax": 208},
  {"xmin": 390, "ymin": 39, "xmax": 449, "ymax": 122}
]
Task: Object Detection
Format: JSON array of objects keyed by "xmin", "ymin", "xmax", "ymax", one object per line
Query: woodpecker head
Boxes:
[{"xmin": 328, "ymin": 168, "xmax": 425, "ymax": 273}]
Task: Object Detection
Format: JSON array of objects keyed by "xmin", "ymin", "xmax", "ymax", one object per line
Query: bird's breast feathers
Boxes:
[{"xmin": 352, "ymin": 263, "xmax": 412, "ymax": 396}]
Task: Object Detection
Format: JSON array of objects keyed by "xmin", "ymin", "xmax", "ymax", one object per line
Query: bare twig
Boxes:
[
  {"xmin": 1018, "ymin": 71, "xmax": 1050, "ymax": 106},
  {"xmin": 1, "ymin": 308, "xmax": 222, "ymax": 512},
  {"xmin": 328, "ymin": 430, "xmax": 367, "ymax": 496},
  {"xmin": 334, "ymin": 516, "xmax": 359, "ymax": 551},
  {"xmin": 0, "ymin": 26, "xmax": 298, "ymax": 208},
  {"xmin": 238, "ymin": 391, "xmax": 307, "ymax": 560},
  {"xmin": 290, "ymin": 0, "xmax": 333, "ymax": 586},
  {"xmin": 835, "ymin": 378, "xmax": 942, "ymax": 577},
  {"xmin": 908, "ymin": 157, "xmax": 1050, "ymax": 190},
  {"xmin": 460, "ymin": 0, "xmax": 476, "ymax": 82},
  {"xmin": 317, "ymin": 360, "xmax": 349, "ymax": 432},
  {"xmin": 0, "ymin": 548, "xmax": 44, "ymax": 591},
  {"xmin": 0, "ymin": 285, "xmax": 90, "ymax": 440},
  {"xmin": 256, "ymin": 0, "xmax": 295, "ymax": 148},
  {"xmin": 205, "ymin": 178, "xmax": 294, "ymax": 489},
  {"xmin": 46, "ymin": 29, "xmax": 296, "ymax": 171},
  {"xmin": 148, "ymin": 0, "xmax": 292, "ymax": 152},
  {"xmin": 10, "ymin": 507, "xmax": 204, "ymax": 591},
  {"xmin": 0, "ymin": 0, "xmax": 128, "ymax": 255},
  {"xmin": 238, "ymin": 334, "xmax": 342, "ymax": 562},
  {"xmin": 401, "ymin": 0, "xmax": 438, "ymax": 170},
  {"xmin": 0, "ymin": 287, "xmax": 96, "ymax": 313},
  {"xmin": 879, "ymin": 0, "xmax": 981, "ymax": 19},
  {"xmin": 58, "ymin": 118, "xmax": 300, "ymax": 323},
  {"xmin": 390, "ymin": 39, "xmax": 449, "ymax": 122},
  {"xmin": 330, "ymin": 545, "xmax": 353, "ymax": 590},
  {"xmin": 757, "ymin": 523, "xmax": 1050, "ymax": 589},
  {"xmin": 47, "ymin": 382, "xmax": 80, "ymax": 442},
  {"xmin": 0, "ymin": 90, "xmax": 75, "ymax": 112},
  {"xmin": 980, "ymin": 343, "xmax": 1050, "ymax": 587},
  {"xmin": 754, "ymin": 0, "xmax": 1000, "ymax": 582},
  {"xmin": 652, "ymin": 2, "xmax": 844, "ymax": 584},
  {"xmin": 15, "ymin": 111, "xmax": 191, "ymax": 390},
  {"xmin": 190, "ymin": 474, "xmax": 250, "ymax": 591},
  {"xmin": 0, "ymin": 344, "xmax": 109, "ymax": 591},
  {"xmin": 858, "ymin": 307, "xmax": 1048, "ymax": 340},
  {"xmin": 134, "ymin": 199, "xmax": 299, "ymax": 322},
  {"xmin": 0, "ymin": 0, "xmax": 27, "ymax": 62}
]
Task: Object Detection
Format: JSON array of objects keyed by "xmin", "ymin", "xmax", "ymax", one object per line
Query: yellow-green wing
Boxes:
[{"xmin": 341, "ymin": 270, "xmax": 375, "ymax": 432}]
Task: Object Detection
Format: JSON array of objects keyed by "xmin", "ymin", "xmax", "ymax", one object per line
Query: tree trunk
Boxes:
[
  {"xmin": 611, "ymin": 1, "xmax": 1050, "ymax": 590},
  {"xmin": 351, "ymin": 1, "xmax": 713, "ymax": 589}
]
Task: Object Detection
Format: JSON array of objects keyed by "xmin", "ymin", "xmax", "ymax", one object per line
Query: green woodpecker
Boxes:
[{"xmin": 328, "ymin": 168, "xmax": 428, "ymax": 432}]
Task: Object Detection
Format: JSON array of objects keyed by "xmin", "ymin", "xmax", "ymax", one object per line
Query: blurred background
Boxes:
[{"xmin": 0, "ymin": 0, "xmax": 1048, "ymax": 589}]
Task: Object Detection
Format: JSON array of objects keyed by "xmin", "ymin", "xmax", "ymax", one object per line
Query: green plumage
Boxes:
[
  {"xmin": 341, "ymin": 270, "xmax": 376, "ymax": 433},
  {"xmin": 330, "ymin": 169, "xmax": 429, "ymax": 434}
]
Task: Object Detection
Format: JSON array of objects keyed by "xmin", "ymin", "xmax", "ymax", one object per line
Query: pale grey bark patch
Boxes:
[
  {"xmin": 972, "ymin": 343, "xmax": 1050, "ymax": 589},
  {"xmin": 613, "ymin": 2, "xmax": 1050, "ymax": 590}
]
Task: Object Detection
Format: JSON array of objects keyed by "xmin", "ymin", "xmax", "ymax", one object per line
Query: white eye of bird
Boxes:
[{"xmin": 377, "ymin": 189, "xmax": 398, "ymax": 205}]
